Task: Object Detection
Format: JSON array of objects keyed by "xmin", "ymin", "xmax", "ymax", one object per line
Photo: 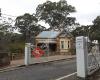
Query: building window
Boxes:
[
  {"xmin": 61, "ymin": 41, "xmax": 64, "ymax": 49},
  {"xmin": 68, "ymin": 41, "xmax": 70, "ymax": 48}
]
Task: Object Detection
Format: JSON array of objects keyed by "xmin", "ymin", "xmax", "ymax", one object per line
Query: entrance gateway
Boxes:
[{"xmin": 76, "ymin": 36, "xmax": 100, "ymax": 79}]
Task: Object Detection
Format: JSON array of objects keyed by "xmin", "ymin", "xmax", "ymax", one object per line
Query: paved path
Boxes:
[{"xmin": 0, "ymin": 59, "xmax": 76, "ymax": 80}]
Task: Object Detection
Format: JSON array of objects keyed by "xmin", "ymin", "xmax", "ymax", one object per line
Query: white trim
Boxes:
[
  {"xmin": 55, "ymin": 72, "xmax": 77, "ymax": 80},
  {"xmin": 36, "ymin": 39, "xmax": 56, "ymax": 43}
]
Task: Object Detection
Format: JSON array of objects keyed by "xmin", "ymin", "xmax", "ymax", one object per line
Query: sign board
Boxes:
[{"xmin": 32, "ymin": 48, "xmax": 45, "ymax": 58}]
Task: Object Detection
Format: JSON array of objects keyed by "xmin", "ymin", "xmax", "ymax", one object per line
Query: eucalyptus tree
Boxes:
[
  {"xmin": 36, "ymin": 0, "xmax": 76, "ymax": 31},
  {"xmin": 89, "ymin": 16, "xmax": 100, "ymax": 41},
  {"xmin": 72, "ymin": 25, "xmax": 91, "ymax": 37},
  {"xmin": 15, "ymin": 13, "xmax": 46, "ymax": 43}
]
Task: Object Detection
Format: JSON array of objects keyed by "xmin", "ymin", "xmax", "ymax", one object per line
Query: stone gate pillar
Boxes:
[
  {"xmin": 25, "ymin": 43, "xmax": 31, "ymax": 65},
  {"xmin": 76, "ymin": 36, "xmax": 88, "ymax": 78}
]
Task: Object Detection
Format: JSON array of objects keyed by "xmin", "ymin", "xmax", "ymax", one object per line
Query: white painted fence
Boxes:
[{"xmin": 76, "ymin": 36, "xmax": 100, "ymax": 78}]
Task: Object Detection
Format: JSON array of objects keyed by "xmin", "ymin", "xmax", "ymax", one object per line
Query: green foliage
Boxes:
[
  {"xmin": 72, "ymin": 25, "xmax": 91, "ymax": 37},
  {"xmin": 15, "ymin": 13, "xmax": 38, "ymax": 34},
  {"xmin": 72, "ymin": 15, "xmax": 100, "ymax": 43},
  {"xmin": 0, "ymin": 20, "xmax": 14, "ymax": 51},
  {"xmin": 36, "ymin": 0, "xmax": 76, "ymax": 30},
  {"xmin": 8, "ymin": 33, "xmax": 25, "ymax": 54},
  {"xmin": 0, "ymin": 27, "xmax": 25, "ymax": 54},
  {"xmin": 9, "ymin": 42, "xmax": 24, "ymax": 53},
  {"xmin": 15, "ymin": 13, "xmax": 46, "ymax": 42},
  {"xmin": 0, "ymin": 16, "xmax": 26, "ymax": 56},
  {"xmin": 89, "ymin": 16, "xmax": 100, "ymax": 41}
]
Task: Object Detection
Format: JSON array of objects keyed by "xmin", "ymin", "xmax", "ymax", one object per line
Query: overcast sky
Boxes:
[{"xmin": 0, "ymin": 0, "xmax": 100, "ymax": 26}]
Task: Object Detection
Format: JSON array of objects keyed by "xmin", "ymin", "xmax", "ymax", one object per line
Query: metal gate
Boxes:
[{"xmin": 87, "ymin": 40, "xmax": 100, "ymax": 75}]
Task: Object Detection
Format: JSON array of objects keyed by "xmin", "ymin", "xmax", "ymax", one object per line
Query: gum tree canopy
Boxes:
[
  {"xmin": 36, "ymin": 0, "xmax": 76, "ymax": 31},
  {"xmin": 15, "ymin": 13, "xmax": 46, "ymax": 42},
  {"xmin": 15, "ymin": 13, "xmax": 38, "ymax": 33},
  {"xmin": 90, "ymin": 16, "xmax": 100, "ymax": 41}
]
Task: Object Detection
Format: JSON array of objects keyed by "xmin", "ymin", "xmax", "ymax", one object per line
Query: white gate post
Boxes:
[
  {"xmin": 25, "ymin": 43, "xmax": 31, "ymax": 65},
  {"xmin": 76, "ymin": 36, "xmax": 88, "ymax": 78}
]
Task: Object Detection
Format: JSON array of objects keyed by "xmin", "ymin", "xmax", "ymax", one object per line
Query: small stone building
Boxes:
[{"xmin": 35, "ymin": 30, "xmax": 74, "ymax": 55}]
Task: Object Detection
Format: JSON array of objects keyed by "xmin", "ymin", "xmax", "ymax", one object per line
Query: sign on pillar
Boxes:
[
  {"xmin": 76, "ymin": 36, "xmax": 88, "ymax": 78},
  {"xmin": 25, "ymin": 43, "xmax": 31, "ymax": 65}
]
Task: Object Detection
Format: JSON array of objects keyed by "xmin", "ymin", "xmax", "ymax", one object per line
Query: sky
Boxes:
[{"xmin": 0, "ymin": 0, "xmax": 100, "ymax": 26}]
